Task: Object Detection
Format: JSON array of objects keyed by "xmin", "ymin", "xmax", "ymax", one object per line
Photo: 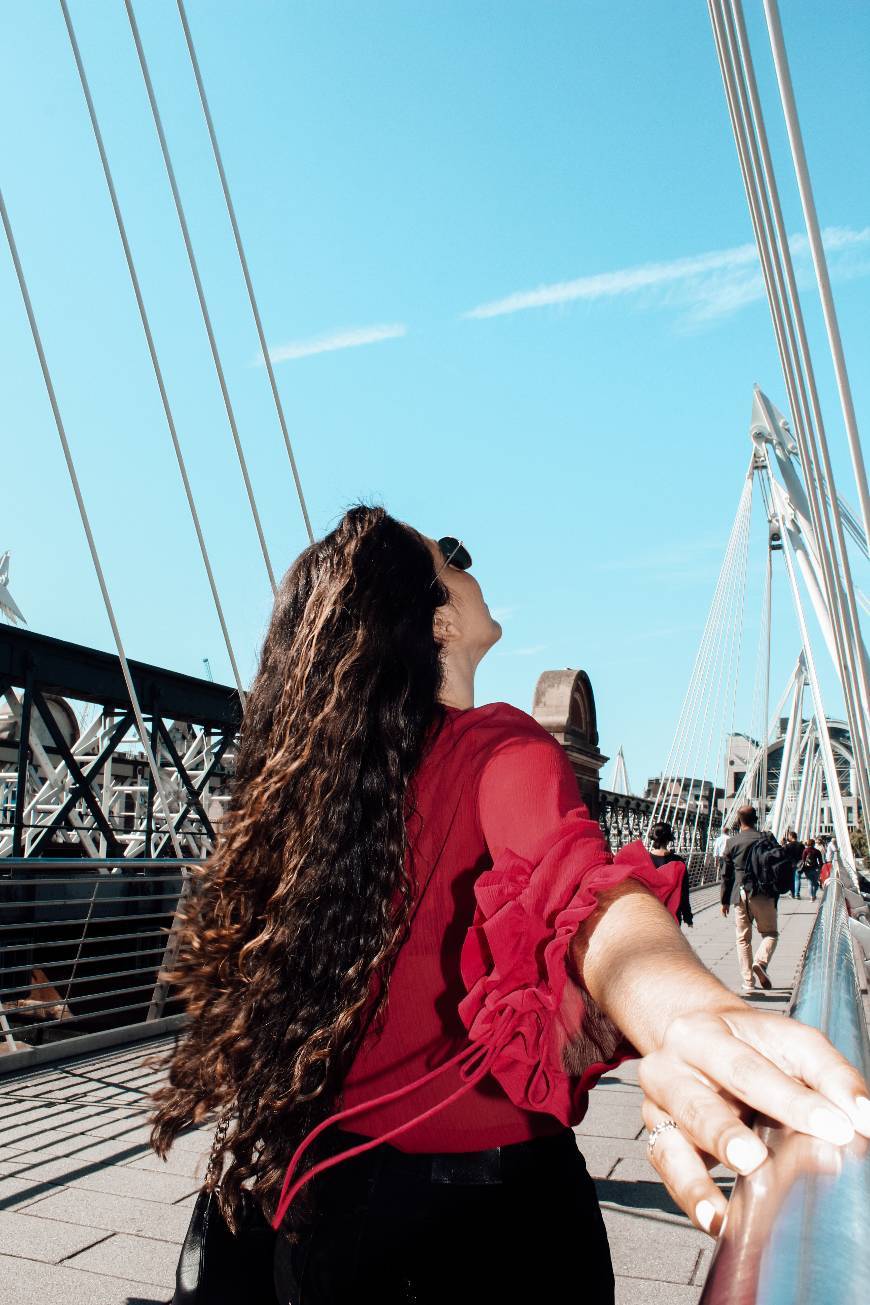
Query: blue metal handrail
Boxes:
[{"xmin": 700, "ymin": 873, "xmax": 870, "ymax": 1303}]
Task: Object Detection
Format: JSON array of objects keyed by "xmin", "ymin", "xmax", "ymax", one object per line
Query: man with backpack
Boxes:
[{"xmin": 721, "ymin": 804, "xmax": 785, "ymax": 996}]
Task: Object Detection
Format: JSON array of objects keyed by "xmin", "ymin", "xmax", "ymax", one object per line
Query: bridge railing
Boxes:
[
  {"xmin": 0, "ymin": 857, "xmax": 194, "ymax": 1072},
  {"xmin": 598, "ymin": 788, "xmax": 724, "ymax": 887},
  {"xmin": 699, "ymin": 870, "xmax": 870, "ymax": 1304},
  {"xmin": 0, "ymin": 802, "xmax": 725, "ymax": 1074}
]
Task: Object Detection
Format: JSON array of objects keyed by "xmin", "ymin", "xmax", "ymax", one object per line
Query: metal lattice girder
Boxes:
[{"xmin": 0, "ymin": 624, "xmax": 241, "ymax": 861}]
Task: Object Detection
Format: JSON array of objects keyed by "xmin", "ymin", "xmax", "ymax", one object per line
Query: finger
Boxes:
[
  {"xmin": 640, "ymin": 1052, "xmax": 768, "ymax": 1176},
  {"xmin": 664, "ymin": 1014, "xmax": 857, "ymax": 1147},
  {"xmin": 720, "ymin": 1011, "xmax": 870, "ymax": 1138},
  {"xmin": 641, "ymin": 1099, "xmax": 728, "ymax": 1236}
]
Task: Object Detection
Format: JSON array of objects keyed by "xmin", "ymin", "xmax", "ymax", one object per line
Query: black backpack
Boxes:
[{"xmin": 744, "ymin": 833, "xmax": 793, "ymax": 898}]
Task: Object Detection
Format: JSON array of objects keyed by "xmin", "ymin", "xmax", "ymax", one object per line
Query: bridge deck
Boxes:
[{"xmin": 0, "ymin": 893, "xmax": 819, "ymax": 1305}]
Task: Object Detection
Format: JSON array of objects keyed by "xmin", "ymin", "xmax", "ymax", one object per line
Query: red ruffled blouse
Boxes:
[{"xmin": 273, "ymin": 703, "xmax": 682, "ymax": 1227}]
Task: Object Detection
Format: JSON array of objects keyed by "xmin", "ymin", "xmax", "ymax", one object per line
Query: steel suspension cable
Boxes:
[
  {"xmin": 673, "ymin": 496, "xmax": 744, "ymax": 842},
  {"xmin": 0, "ymin": 187, "xmax": 183, "ymax": 859},
  {"xmin": 795, "ymin": 723, "xmax": 816, "ymax": 835},
  {"xmin": 678, "ymin": 476, "xmax": 752, "ymax": 857},
  {"xmin": 652, "ymin": 508, "xmax": 740, "ymax": 827},
  {"xmin": 787, "ymin": 709, "xmax": 813, "ymax": 829},
  {"xmin": 711, "ymin": 0, "xmax": 859, "ymax": 788},
  {"xmin": 653, "ymin": 475, "xmax": 752, "ymax": 829},
  {"xmin": 723, "ymin": 470, "xmax": 752, "ymax": 798},
  {"xmin": 710, "ymin": 0, "xmax": 870, "ymax": 817},
  {"xmin": 59, "ymin": 0, "xmax": 246, "ymax": 703},
  {"xmin": 722, "ymin": 668, "xmax": 795, "ymax": 831},
  {"xmin": 175, "ymin": 0, "xmax": 314, "ymax": 546},
  {"xmin": 689, "ymin": 473, "xmax": 753, "ymax": 859},
  {"xmin": 760, "ymin": 546, "xmax": 772, "ymax": 819},
  {"xmin": 767, "ymin": 468, "xmax": 855, "ymax": 869},
  {"xmin": 123, "ymin": 0, "xmax": 278, "ymax": 594},
  {"xmin": 653, "ymin": 484, "xmax": 748, "ymax": 827},
  {"xmin": 724, "ymin": 0, "xmax": 870, "ymax": 804},
  {"xmin": 762, "ymin": 0, "xmax": 870, "ymax": 547},
  {"xmin": 670, "ymin": 477, "xmax": 752, "ymax": 826}
]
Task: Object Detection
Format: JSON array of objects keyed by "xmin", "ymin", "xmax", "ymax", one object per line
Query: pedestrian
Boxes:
[
  {"xmin": 825, "ymin": 835, "xmax": 838, "ymax": 867},
  {"xmin": 783, "ymin": 828, "xmax": 805, "ymax": 898},
  {"xmin": 721, "ymin": 804, "xmax": 778, "ymax": 995},
  {"xmin": 648, "ymin": 821, "xmax": 693, "ymax": 928},
  {"xmin": 712, "ymin": 825, "xmax": 730, "ymax": 888},
  {"xmin": 147, "ymin": 510, "xmax": 869, "ymax": 1303},
  {"xmin": 802, "ymin": 837, "xmax": 824, "ymax": 902}
]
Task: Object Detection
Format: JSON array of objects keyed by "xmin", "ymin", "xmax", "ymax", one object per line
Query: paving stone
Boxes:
[
  {"xmin": 21, "ymin": 1187, "xmax": 192, "ymax": 1243},
  {"xmin": 62, "ymin": 1165, "xmax": 198, "ymax": 1206},
  {"xmin": 14, "ymin": 1103, "xmax": 115, "ymax": 1132},
  {"xmin": 693, "ymin": 1246, "xmax": 714, "ymax": 1285},
  {"xmin": 603, "ymin": 1207, "xmax": 711, "ymax": 1283},
  {"xmin": 0, "ymin": 1209, "xmax": 110, "ymax": 1263},
  {"xmin": 0, "ymin": 1142, "xmax": 150, "ymax": 1186},
  {"xmin": 576, "ymin": 1104, "xmax": 645, "ymax": 1139},
  {"xmin": 615, "ymin": 1275, "xmax": 702, "ymax": 1304},
  {"xmin": 10, "ymin": 1130, "xmax": 141, "ymax": 1163},
  {"xmin": 64, "ymin": 1231, "xmax": 179, "ymax": 1289},
  {"xmin": 170, "ymin": 1127, "xmax": 215, "ymax": 1154},
  {"xmin": 608, "ymin": 1155, "xmax": 662, "ymax": 1184},
  {"xmin": 0, "ymin": 1176, "xmax": 66, "ymax": 1212},
  {"xmin": 610, "ymin": 1156, "xmax": 733, "ymax": 1188},
  {"xmin": 0, "ymin": 1253, "xmax": 167, "ymax": 1305},
  {"xmin": 80, "ymin": 1119, "xmax": 155, "ymax": 1146},
  {"xmin": 126, "ymin": 1149, "xmax": 207, "ymax": 1180},
  {"xmin": 0, "ymin": 1105, "xmax": 56, "ymax": 1143},
  {"xmin": 574, "ymin": 1136, "xmax": 649, "ymax": 1179}
]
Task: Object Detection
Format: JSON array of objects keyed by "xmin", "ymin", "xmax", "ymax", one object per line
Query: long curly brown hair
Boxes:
[{"xmin": 149, "ymin": 506, "xmax": 447, "ymax": 1227}]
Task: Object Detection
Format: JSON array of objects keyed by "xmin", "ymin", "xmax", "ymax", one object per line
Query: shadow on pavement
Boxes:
[{"xmin": 596, "ymin": 1176, "xmax": 734, "ymax": 1218}]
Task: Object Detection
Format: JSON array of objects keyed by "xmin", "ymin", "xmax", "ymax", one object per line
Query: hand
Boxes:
[
  {"xmin": 721, "ymin": 905, "xmax": 729, "ymax": 917},
  {"xmin": 638, "ymin": 1006, "xmax": 870, "ymax": 1236}
]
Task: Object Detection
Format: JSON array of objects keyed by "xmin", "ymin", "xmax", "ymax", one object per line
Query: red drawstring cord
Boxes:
[{"xmin": 271, "ymin": 1007, "xmax": 517, "ymax": 1231}]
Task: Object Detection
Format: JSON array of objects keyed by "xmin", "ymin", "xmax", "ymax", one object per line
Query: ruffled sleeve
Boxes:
[{"xmin": 458, "ymin": 808, "xmax": 683, "ymax": 1125}]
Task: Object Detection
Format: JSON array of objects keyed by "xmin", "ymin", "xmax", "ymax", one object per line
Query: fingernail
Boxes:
[
  {"xmin": 726, "ymin": 1135, "xmax": 768, "ymax": 1173},
  {"xmin": 854, "ymin": 1096, "xmax": 870, "ymax": 1136},
  {"xmin": 809, "ymin": 1106, "xmax": 854, "ymax": 1146},
  {"xmin": 695, "ymin": 1199, "xmax": 717, "ymax": 1233}
]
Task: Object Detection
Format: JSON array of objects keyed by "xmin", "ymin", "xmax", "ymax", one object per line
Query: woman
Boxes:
[
  {"xmin": 648, "ymin": 821, "xmax": 693, "ymax": 927},
  {"xmin": 802, "ymin": 837, "xmax": 824, "ymax": 902},
  {"xmin": 151, "ymin": 508, "xmax": 869, "ymax": 1304}
]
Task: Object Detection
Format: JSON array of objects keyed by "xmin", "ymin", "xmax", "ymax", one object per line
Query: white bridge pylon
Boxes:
[
  {"xmin": 753, "ymin": 388, "xmax": 869, "ymax": 840},
  {"xmin": 653, "ymin": 387, "xmax": 866, "ymax": 883}
]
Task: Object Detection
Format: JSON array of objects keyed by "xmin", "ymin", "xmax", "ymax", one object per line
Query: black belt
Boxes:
[{"xmin": 328, "ymin": 1126, "xmax": 576, "ymax": 1187}]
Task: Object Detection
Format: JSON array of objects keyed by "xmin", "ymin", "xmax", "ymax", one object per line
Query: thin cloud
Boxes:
[
  {"xmin": 490, "ymin": 604, "xmax": 518, "ymax": 622},
  {"xmin": 462, "ymin": 225, "xmax": 870, "ymax": 328},
  {"xmin": 261, "ymin": 323, "xmax": 407, "ymax": 364}
]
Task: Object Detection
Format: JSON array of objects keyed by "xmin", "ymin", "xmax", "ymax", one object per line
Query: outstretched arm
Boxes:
[{"xmin": 571, "ymin": 882, "xmax": 870, "ymax": 1234}]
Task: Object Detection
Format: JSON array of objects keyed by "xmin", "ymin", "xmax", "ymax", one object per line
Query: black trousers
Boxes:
[{"xmin": 273, "ymin": 1128, "xmax": 614, "ymax": 1304}]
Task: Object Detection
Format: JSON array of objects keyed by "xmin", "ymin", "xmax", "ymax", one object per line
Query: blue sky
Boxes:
[{"xmin": 1, "ymin": 1, "xmax": 867, "ymax": 792}]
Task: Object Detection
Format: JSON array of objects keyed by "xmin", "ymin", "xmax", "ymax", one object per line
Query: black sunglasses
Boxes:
[{"xmin": 431, "ymin": 537, "xmax": 472, "ymax": 586}]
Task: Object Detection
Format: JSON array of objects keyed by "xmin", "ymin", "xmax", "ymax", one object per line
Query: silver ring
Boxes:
[{"xmin": 647, "ymin": 1119, "xmax": 678, "ymax": 1153}]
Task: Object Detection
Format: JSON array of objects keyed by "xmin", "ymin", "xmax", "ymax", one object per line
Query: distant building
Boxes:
[
  {"xmin": 720, "ymin": 719, "xmax": 861, "ymax": 834},
  {"xmin": 644, "ymin": 774, "xmax": 724, "ymax": 818}
]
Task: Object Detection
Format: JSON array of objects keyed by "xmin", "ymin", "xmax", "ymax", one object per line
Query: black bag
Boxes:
[
  {"xmin": 173, "ymin": 1117, "xmax": 278, "ymax": 1305},
  {"xmin": 743, "ymin": 833, "xmax": 793, "ymax": 899}
]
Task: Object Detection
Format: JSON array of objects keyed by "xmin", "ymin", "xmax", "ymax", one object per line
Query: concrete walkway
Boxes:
[{"xmin": 0, "ymin": 893, "xmax": 820, "ymax": 1305}]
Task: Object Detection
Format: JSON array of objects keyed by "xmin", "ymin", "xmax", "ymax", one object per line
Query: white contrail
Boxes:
[
  {"xmin": 262, "ymin": 322, "xmax": 407, "ymax": 364},
  {"xmin": 463, "ymin": 226, "xmax": 870, "ymax": 322}
]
